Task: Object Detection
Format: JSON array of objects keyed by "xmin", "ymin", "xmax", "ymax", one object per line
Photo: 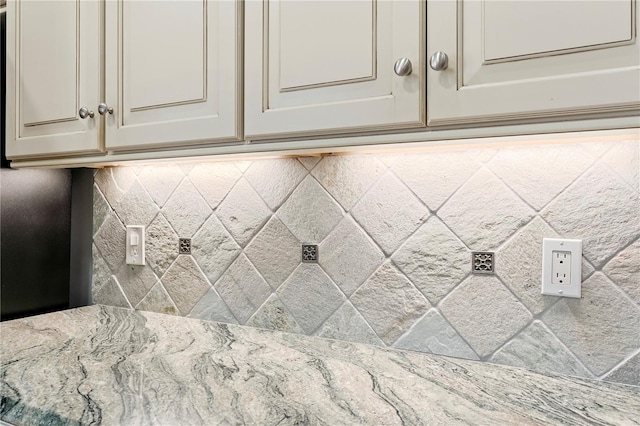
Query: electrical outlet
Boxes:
[
  {"xmin": 542, "ymin": 238, "xmax": 581, "ymax": 298},
  {"xmin": 126, "ymin": 225, "xmax": 145, "ymax": 266}
]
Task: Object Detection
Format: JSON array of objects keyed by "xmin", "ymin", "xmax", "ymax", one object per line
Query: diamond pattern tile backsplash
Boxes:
[{"xmin": 93, "ymin": 137, "xmax": 640, "ymax": 387}]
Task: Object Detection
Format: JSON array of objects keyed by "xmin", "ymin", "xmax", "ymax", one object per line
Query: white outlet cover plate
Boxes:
[
  {"xmin": 541, "ymin": 238, "xmax": 582, "ymax": 298},
  {"xmin": 126, "ymin": 225, "xmax": 145, "ymax": 266}
]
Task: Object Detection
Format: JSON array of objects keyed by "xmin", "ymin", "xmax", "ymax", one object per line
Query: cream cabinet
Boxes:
[
  {"xmin": 244, "ymin": 0, "xmax": 426, "ymax": 140},
  {"xmin": 6, "ymin": 0, "xmax": 241, "ymax": 160},
  {"xmin": 426, "ymin": 0, "xmax": 640, "ymax": 126}
]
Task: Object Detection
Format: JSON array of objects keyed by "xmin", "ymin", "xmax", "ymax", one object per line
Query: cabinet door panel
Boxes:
[
  {"xmin": 246, "ymin": 0, "xmax": 425, "ymax": 140},
  {"xmin": 105, "ymin": 0, "xmax": 241, "ymax": 151},
  {"xmin": 6, "ymin": 0, "xmax": 101, "ymax": 159},
  {"xmin": 427, "ymin": 0, "xmax": 640, "ymax": 125}
]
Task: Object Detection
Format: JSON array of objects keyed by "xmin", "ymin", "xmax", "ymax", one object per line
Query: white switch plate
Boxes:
[
  {"xmin": 541, "ymin": 238, "xmax": 581, "ymax": 298},
  {"xmin": 126, "ymin": 225, "xmax": 145, "ymax": 266}
]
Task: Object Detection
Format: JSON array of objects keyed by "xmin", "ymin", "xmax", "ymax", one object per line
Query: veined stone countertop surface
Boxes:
[{"xmin": 1, "ymin": 305, "xmax": 639, "ymax": 426}]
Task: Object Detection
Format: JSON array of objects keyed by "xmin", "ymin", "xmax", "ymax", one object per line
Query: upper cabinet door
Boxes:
[
  {"xmin": 6, "ymin": 0, "xmax": 102, "ymax": 159},
  {"xmin": 427, "ymin": 0, "xmax": 640, "ymax": 126},
  {"xmin": 104, "ymin": 0, "xmax": 242, "ymax": 152},
  {"xmin": 245, "ymin": 0, "xmax": 425, "ymax": 140}
]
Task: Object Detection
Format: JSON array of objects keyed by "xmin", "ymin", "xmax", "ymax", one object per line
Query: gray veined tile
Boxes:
[
  {"xmin": 438, "ymin": 168, "xmax": 535, "ymax": 251},
  {"xmin": 137, "ymin": 165, "xmax": 185, "ymax": 208},
  {"xmin": 92, "ymin": 244, "xmax": 112, "ymax": 300},
  {"xmin": 351, "ymin": 262, "xmax": 430, "ymax": 345},
  {"xmin": 93, "ymin": 212, "xmax": 127, "ymax": 272},
  {"xmin": 94, "ymin": 167, "xmax": 136, "ymax": 207},
  {"xmin": 115, "ymin": 263, "xmax": 159, "ymax": 307},
  {"xmin": 145, "ymin": 213, "xmax": 179, "ymax": 278},
  {"xmin": 162, "ymin": 179, "xmax": 213, "ymax": 238},
  {"xmin": 603, "ymin": 239, "xmax": 640, "ymax": 305},
  {"xmin": 351, "ymin": 172, "xmax": 428, "ymax": 255},
  {"xmin": 187, "ymin": 288, "xmax": 238, "ymax": 324},
  {"xmin": 392, "ymin": 150, "xmax": 481, "ymax": 211},
  {"xmin": 93, "ymin": 184, "xmax": 110, "ymax": 237},
  {"xmin": 93, "ymin": 276, "xmax": 131, "ymax": 309},
  {"xmin": 604, "ymin": 352, "xmax": 640, "ymax": 387},
  {"xmin": 298, "ymin": 156, "xmax": 322, "ymax": 171},
  {"xmin": 488, "ymin": 143, "xmax": 598, "ymax": 211},
  {"xmin": 317, "ymin": 302, "xmax": 384, "ymax": 346},
  {"xmin": 277, "ymin": 264, "xmax": 346, "ymax": 334},
  {"xmin": 188, "ymin": 162, "xmax": 242, "ymax": 209},
  {"xmin": 192, "ymin": 215, "xmax": 242, "ymax": 284},
  {"xmin": 161, "ymin": 255, "xmax": 212, "ymax": 316},
  {"xmin": 311, "ymin": 154, "xmax": 386, "ymax": 211},
  {"xmin": 602, "ymin": 139, "xmax": 640, "ymax": 193},
  {"xmin": 542, "ymin": 272, "xmax": 640, "ymax": 376},
  {"xmin": 394, "ymin": 309, "xmax": 478, "ymax": 360},
  {"xmin": 439, "ymin": 275, "xmax": 532, "ymax": 358},
  {"xmin": 392, "ymin": 216, "xmax": 469, "ymax": 305},
  {"xmin": 496, "ymin": 217, "xmax": 559, "ymax": 315},
  {"xmin": 246, "ymin": 294, "xmax": 304, "ymax": 334},
  {"xmin": 318, "ymin": 216, "xmax": 385, "ymax": 297},
  {"xmin": 245, "ymin": 158, "xmax": 308, "ymax": 210},
  {"xmin": 136, "ymin": 282, "xmax": 179, "ymax": 316},
  {"xmin": 541, "ymin": 162, "xmax": 640, "ymax": 268},
  {"xmin": 114, "ymin": 180, "xmax": 159, "ymax": 227},
  {"xmin": 214, "ymin": 254, "xmax": 272, "ymax": 324},
  {"xmin": 244, "ymin": 217, "xmax": 300, "ymax": 291},
  {"xmin": 489, "ymin": 321, "xmax": 591, "ymax": 377},
  {"xmin": 277, "ymin": 175, "xmax": 344, "ymax": 243},
  {"xmin": 216, "ymin": 178, "xmax": 272, "ymax": 247}
]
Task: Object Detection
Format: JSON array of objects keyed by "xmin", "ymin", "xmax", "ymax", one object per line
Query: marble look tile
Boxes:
[
  {"xmin": 216, "ymin": 179, "xmax": 271, "ymax": 247},
  {"xmin": 394, "ymin": 309, "xmax": 478, "ymax": 360},
  {"xmin": 93, "ymin": 213, "xmax": 127, "ymax": 271},
  {"xmin": 188, "ymin": 162, "xmax": 242, "ymax": 209},
  {"xmin": 277, "ymin": 176, "xmax": 343, "ymax": 243},
  {"xmin": 490, "ymin": 321, "xmax": 591, "ymax": 377},
  {"xmin": 602, "ymin": 139, "xmax": 640, "ymax": 192},
  {"xmin": 317, "ymin": 302, "xmax": 384, "ymax": 346},
  {"xmin": 92, "ymin": 185, "xmax": 110, "ymax": 237},
  {"xmin": 91, "ymin": 244, "xmax": 111, "ymax": 299},
  {"xmin": 93, "ymin": 276, "xmax": 131, "ymax": 309},
  {"xmin": 351, "ymin": 262, "xmax": 430, "ymax": 345},
  {"xmin": 145, "ymin": 213, "xmax": 179, "ymax": 278},
  {"xmin": 114, "ymin": 180, "xmax": 158, "ymax": 227},
  {"xmin": 496, "ymin": 217, "xmax": 559, "ymax": 315},
  {"xmin": 438, "ymin": 168, "xmax": 535, "ymax": 250},
  {"xmin": 244, "ymin": 217, "xmax": 300, "ymax": 290},
  {"xmin": 392, "ymin": 151, "xmax": 480, "ymax": 211},
  {"xmin": 311, "ymin": 155, "xmax": 386, "ymax": 211},
  {"xmin": 214, "ymin": 255, "xmax": 272, "ymax": 324},
  {"xmin": 137, "ymin": 165, "xmax": 184, "ymax": 207},
  {"xmin": 161, "ymin": 256, "xmax": 211, "ymax": 315},
  {"xmin": 233, "ymin": 160, "xmax": 253, "ymax": 173},
  {"xmin": 604, "ymin": 352, "xmax": 640, "ymax": 387},
  {"xmin": 245, "ymin": 158, "xmax": 307, "ymax": 210},
  {"xmin": 192, "ymin": 215, "xmax": 242, "ymax": 284},
  {"xmin": 603, "ymin": 239, "xmax": 640, "ymax": 305},
  {"xmin": 135, "ymin": 282, "xmax": 179, "ymax": 316},
  {"xmin": 542, "ymin": 163, "xmax": 640, "ymax": 268},
  {"xmin": 488, "ymin": 143, "xmax": 597, "ymax": 211},
  {"xmin": 94, "ymin": 167, "xmax": 136, "ymax": 207},
  {"xmin": 298, "ymin": 156, "xmax": 322, "ymax": 171},
  {"xmin": 246, "ymin": 294, "xmax": 304, "ymax": 334},
  {"xmin": 318, "ymin": 217, "xmax": 385, "ymax": 296},
  {"xmin": 278, "ymin": 264, "xmax": 345, "ymax": 334},
  {"xmin": 351, "ymin": 173, "xmax": 428, "ymax": 255},
  {"xmin": 542, "ymin": 273, "xmax": 640, "ymax": 375},
  {"xmin": 162, "ymin": 179, "xmax": 212, "ymax": 238},
  {"xmin": 187, "ymin": 288, "xmax": 238, "ymax": 324},
  {"xmin": 115, "ymin": 263, "xmax": 159, "ymax": 307},
  {"xmin": 392, "ymin": 217, "xmax": 469, "ymax": 304},
  {"xmin": 440, "ymin": 275, "xmax": 532, "ymax": 357}
]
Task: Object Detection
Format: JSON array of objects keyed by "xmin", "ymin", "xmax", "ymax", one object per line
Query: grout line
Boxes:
[{"xmin": 599, "ymin": 346, "xmax": 640, "ymax": 382}]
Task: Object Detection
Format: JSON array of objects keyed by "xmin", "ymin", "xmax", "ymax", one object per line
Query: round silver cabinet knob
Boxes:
[
  {"xmin": 393, "ymin": 57, "xmax": 413, "ymax": 76},
  {"xmin": 429, "ymin": 51, "xmax": 449, "ymax": 71},
  {"xmin": 98, "ymin": 103, "xmax": 114, "ymax": 115},
  {"xmin": 78, "ymin": 107, "xmax": 94, "ymax": 119}
]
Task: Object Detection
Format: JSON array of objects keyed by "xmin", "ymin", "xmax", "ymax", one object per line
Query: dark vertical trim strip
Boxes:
[{"xmin": 69, "ymin": 168, "xmax": 93, "ymax": 308}]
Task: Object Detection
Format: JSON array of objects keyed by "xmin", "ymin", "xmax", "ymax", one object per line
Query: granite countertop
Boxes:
[{"xmin": 1, "ymin": 305, "xmax": 639, "ymax": 425}]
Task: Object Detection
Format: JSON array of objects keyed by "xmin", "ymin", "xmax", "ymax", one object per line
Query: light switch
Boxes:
[
  {"xmin": 541, "ymin": 238, "xmax": 581, "ymax": 298},
  {"xmin": 126, "ymin": 225, "xmax": 145, "ymax": 266}
]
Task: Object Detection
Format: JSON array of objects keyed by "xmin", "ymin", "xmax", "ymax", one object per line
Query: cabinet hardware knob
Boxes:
[
  {"xmin": 429, "ymin": 51, "xmax": 449, "ymax": 71},
  {"xmin": 98, "ymin": 103, "xmax": 114, "ymax": 115},
  {"xmin": 393, "ymin": 57, "xmax": 413, "ymax": 76},
  {"xmin": 78, "ymin": 107, "xmax": 94, "ymax": 119}
]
